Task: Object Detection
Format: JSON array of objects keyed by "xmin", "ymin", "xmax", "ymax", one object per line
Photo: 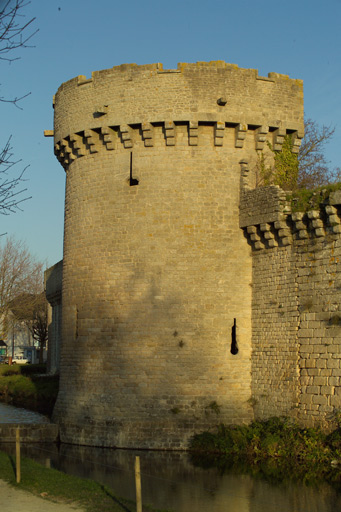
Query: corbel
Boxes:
[
  {"xmin": 272, "ymin": 126, "xmax": 286, "ymax": 151},
  {"xmin": 101, "ymin": 126, "xmax": 116, "ymax": 150},
  {"xmin": 164, "ymin": 121, "xmax": 175, "ymax": 146},
  {"xmin": 84, "ymin": 129, "xmax": 100, "ymax": 153},
  {"xmin": 141, "ymin": 122, "xmax": 154, "ymax": 147},
  {"xmin": 189, "ymin": 121, "xmax": 198, "ymax": 146},
  {"xmin": 290, "ymin": 130, "xmax": 304, "ymax": 154},
  {"xmin": 260, "ymin": 223, "xmax": 278, "ymax": 248},
  {"xmin": 235, "ymin": 123, "xmax": 247, "ymax": 148},
  {"xmin": 307, "ymin": 210, "xmax": 325, "ymax": 237},
  {"xmin": 214, "ymin": 121, "xmax": 225, "ymax": 146},
  {"xmin": 247, "ymin": 225, "xmax": 264, "ymax": 250},
  {"xmin": 240, "ymin": 159, "xmax": 251, "ymax": 191},
  {"xmin": 120, "ymin": 125, "xmax": 133, "ymax": 149},
  {"xmin": 255, "ymin": 126, "xmax": 269, "ymax": 150},
  {"xmin": 70, "ymin": 133, "xmax": 86, "ymax": 156}
]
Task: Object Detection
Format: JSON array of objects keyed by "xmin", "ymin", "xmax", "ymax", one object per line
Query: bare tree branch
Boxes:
[
  {"xmin": 0, "ymin": 236, "xmax": 46, "ymax": 362},
  {"xmin": 0, "ymin": 0, "xmax": 38, "ymax": 62},
  {"xmin": 0, "ymin": 89, "xmax": 31, "ymax": 108},
  {"xmin": 0, "ymin": 0, "xmax": 37, "ymax": 215},
  {"xmin": 9, "ymin": 290, "xmax": 48, "ymax": 363},
  {"xmin": 0, "ymin": 136, "xmax": 31, "ymax": 215},
  {"xmin": 0, "ymin": 236, "xmax": 44, "ymax": 318},
  {"xmin": 297, "ymin": 119, "xmax": 341, "ymax": 189}
]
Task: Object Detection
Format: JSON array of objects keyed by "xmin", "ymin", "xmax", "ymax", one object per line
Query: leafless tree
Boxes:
[
  {"xmin": 0, "ymin": 236, "xmax": 45, "ymax": 360},
  {"xmin": 0, "ymin": 136, "xmax": 29, "ymax": 216},
  {"xmin": 29, "ymin": 296, "xmax": 48, "ymax": 363},
  {"xmin": 10, "ymin": 291, "xmax": 48, "ymax": 363},
  {"xmin": 297, "ymin": 119, "xmax": 341, "ymax": 189},
  {"xmin": 0, "ymin": 0, "xmax": 37, "ymax": 217},
  {"xmin": 0, "ymin": 236, "xmax": 43, "ymax": 320}
]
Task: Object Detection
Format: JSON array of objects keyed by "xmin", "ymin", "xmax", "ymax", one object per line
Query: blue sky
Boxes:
[{"xmin": 1, "ymin": 0, "xmax": 341, "ymax": 265}]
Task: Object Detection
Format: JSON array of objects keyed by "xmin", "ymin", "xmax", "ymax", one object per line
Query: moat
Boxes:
[
  {"xmin": 0, "ymin": 404, "xmax": 340, "ymax": 512},
  {"xmin": 1, "ymin": 442, "xmax": 340, "ymax": 512}
]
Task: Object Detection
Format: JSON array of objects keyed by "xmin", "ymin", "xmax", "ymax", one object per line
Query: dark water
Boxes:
[
  {"xmin": 0, "ymin": 402, "xmax": 49, "ymax": 423},
  {"xmin": 0, "ymin": 404, "xmax": 340, "ymax": 511},
  {"xmin": 1, "ymin": 442, "xmax": 340, "ymax": 512}
]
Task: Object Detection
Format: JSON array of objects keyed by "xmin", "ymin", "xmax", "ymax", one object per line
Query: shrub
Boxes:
[
  {"xmin": 0, "ymin": 364, "xmax": 58, "ymax": 416},
  {"xmin": 189, "ymin": 417, "xmax": 339, "ymax": 475},
  {"xmin": 0, "ymin": 365, "xmax": 20, "ymax": 377}
]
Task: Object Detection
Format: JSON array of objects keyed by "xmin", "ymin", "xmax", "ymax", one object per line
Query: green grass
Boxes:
[
  {"xmin": 288, "ymin": 182, "xmax": 341, "ymax": 212},
  {"xmin": 189, "ymin": 417, "xmax": 341, "ymax": 487},
  {"xmin": 0, "ymin": 364, "xmax": 59, "ymax": 416},
  {"xmin": 0, "ymin": 449, "xmax": 170, "ymax": 512}
]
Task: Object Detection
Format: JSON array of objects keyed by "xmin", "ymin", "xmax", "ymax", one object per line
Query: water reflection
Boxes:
[
  {"xmin": 1, "ymin": 442, "xmax": 340, "ymax": 512},
  {"xmin": 0, "ymin": 402, "xmax": 49, "ymax": 424}
]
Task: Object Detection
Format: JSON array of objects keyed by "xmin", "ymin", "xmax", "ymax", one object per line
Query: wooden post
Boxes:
[
  {"xmin": 16, "ymin": 428, "xmax": 21, "ymax": 484},
  {"xmin": 135, "ymin": 456, "xmax": 142, "ymax": 512}
]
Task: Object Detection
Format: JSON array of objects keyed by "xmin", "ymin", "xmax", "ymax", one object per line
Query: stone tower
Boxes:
[{"xmin": 52, "ymin": 61, "xmax": 304, "ymax": 448}]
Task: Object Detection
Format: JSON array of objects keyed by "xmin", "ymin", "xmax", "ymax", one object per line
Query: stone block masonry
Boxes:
[
  {"xmin": 0, "ymin": 424, "xmax": 59, "ymax": 443},
  {"xmin": 45, "ymin": 261, "xmax": 63, "ymax": 375},
  {"xmin": 48, "ymin": 61, "xmax": 305, "ymax": 449},
  {"xmin": 241, "ymin": 188, "xmax": 341, "ymax": 430}
]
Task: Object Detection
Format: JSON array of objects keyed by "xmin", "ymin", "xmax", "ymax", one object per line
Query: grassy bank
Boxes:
[
  {"xmin": 0, "ymin": 449, "xmax": 169, "ymax": 512},
  {"xmin": 190, "ymin": 417, "xmax": 341, "ymax": 487},
  {"xmin": 0, "ymin": 364, "xmax": 58, "ymax": 417}
]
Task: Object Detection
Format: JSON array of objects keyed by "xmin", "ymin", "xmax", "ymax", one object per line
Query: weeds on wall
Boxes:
[
  {"xmin": 288, "ymin": 182, "xmax": 341, "ymax": 212},
  {"xmin": 256, "ymin": 132, "xmax": 341, "ymax": 213},
  {"xmin": 257, "ymin": 136, "xmax": 299, "ymax": 191}
]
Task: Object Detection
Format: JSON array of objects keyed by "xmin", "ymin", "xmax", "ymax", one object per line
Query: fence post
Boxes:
[
  {"xmin": 16, "ymin": 427, "xmax": 21, "ymax": 484},
  {"xmin": 135, "ymin": 456, "xmax": 142, "ymax": 512}
]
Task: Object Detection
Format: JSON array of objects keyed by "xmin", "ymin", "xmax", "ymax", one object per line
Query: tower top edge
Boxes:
[{"xmin": 56, "ymin": 61, "xmax": 303, "ymax": 92}]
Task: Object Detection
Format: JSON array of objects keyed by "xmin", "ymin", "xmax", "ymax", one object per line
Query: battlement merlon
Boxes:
[
  {"xmin": 62, "ymin": 61, "xmax": 303, "ymax": 82},
  {"xmin": 53, "ymin": 61, "xmax": 304, "ymax": 144}
]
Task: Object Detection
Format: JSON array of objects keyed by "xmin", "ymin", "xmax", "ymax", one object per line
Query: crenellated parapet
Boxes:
[
  {"xmin": 240, "ymin": 186, "xmax": 341, "ymax": 250},
  {"xmin": 51, "ymin": 60, "xmax": 304, "ymax": 169}
]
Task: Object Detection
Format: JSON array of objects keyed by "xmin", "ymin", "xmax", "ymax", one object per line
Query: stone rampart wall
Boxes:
[{"xmin": 241, "ymin": 188, "xmax": 341, "ymax": 429}]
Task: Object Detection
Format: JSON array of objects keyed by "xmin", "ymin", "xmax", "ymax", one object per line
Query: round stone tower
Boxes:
[{"xmin": 52, "ymin": 61, "xmax": 304, "ymax": 448}]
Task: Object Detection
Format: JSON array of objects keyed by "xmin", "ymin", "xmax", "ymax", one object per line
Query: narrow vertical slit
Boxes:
[
  {"xmin": 129, "ymin": 151, "xmax": 139, "ymax": 186},
  {"xmin": 231, "ymin": 318, "xmax": 238, "ymax": 355}
]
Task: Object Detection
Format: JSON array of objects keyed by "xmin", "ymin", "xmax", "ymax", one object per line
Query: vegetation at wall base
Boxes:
[
  {"xmin": 0, "ymin": 450, "xmax": 169, "ymax": 512},
  {"xmin": 0, "ymin": 364, "xmax": 58, "ymax": 416},
  {"xmin": 189, "ymin": 417, "xmax": 341, "ymax": 488}
]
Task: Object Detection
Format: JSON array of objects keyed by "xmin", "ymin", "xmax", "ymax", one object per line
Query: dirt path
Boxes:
[{"xmin": 0, "ymin": 479, "xmax": 85, "ymax": 512}]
